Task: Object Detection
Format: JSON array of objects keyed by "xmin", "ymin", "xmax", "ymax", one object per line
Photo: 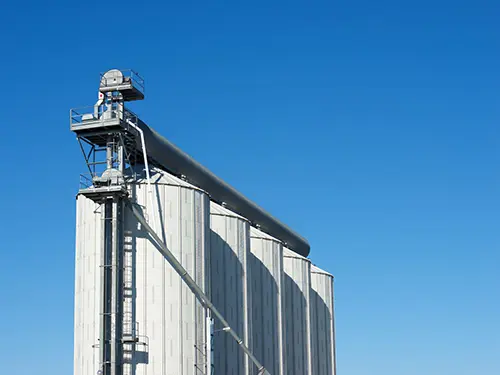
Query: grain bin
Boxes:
[
  {"xmin": 210, "ymin": 202, "xmax": 252, "ymax": 375},
  {"xmin": 249, "ymin": 227, "xmax": 285, "ymax": 375},
  {"xmin": 130, "ymin": 168, "xmax": 211, "ymax": 375},
  {"xmin": 74, "ymin": 167, "xmax": 212, "ymax": 375},
  {"xmin": 283, "ymin": 247, "xmax": 312, "ymax": 375}
]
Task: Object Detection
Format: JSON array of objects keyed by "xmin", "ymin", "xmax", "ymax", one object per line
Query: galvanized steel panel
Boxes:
[
  {"xmin": 210, "ymin": 202, "xmax": 252, "ymax": 375},
  {"xmin": 249, "ymin": 227, "xmax": 285, "ymax": 375},
  {"xmin": 310, "ymin": 265, "xmax": 336, "ymax": 375},
  {"xmin": 283, "ymin": 248, "xmax": 312, "ymax": 375}
]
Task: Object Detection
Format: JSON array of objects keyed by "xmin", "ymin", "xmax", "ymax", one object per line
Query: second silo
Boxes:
[
  {"xmin": 283, "ymin": 247, "xmax": 312, "ymax": 375},
  {"xmin": 210, "ymin": 202, "xmax": 252, "ymax": 374},
  {"xmin": 127, "ymin": 168, "xmax": 211, "ymax": 375},
  {"xmin": 249, "ymin": 227, "xmax": 285, "ymax": 375},
  {"xmin": 310, "ymin": 265, "xmax": 336, "ymax": 375}
]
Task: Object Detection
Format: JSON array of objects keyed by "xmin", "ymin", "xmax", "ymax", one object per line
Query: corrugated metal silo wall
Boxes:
[
  {"xmin": 129, "ymin": 170, "xmax": 211, "ymax": 375},
  {"xmin": 283, "ymin": 247, "xmax": 312, "ymax": 375},
  {"xmin": 249, "ymin": 227, "xmax": 285, "ymax": 375},
  {"xmin": 310, "ymin": 265, "xmax": 336, "ymax": 375},
  {"xmin": 210, "ymin": 202, "xmax": 252, "ymax": 375},
  {"xmin": 74, "ymin": 169, "xmax": 212, "ymax": 375}
]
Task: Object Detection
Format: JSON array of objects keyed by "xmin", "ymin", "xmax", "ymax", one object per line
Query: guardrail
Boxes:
[
  {"xmin": 100, "ymin": 69, "xmax": 145, "ymax": 94},
  {"xmin": 70, "ymin": 106, "xmax": 139, "ymax": 129},
  {"xmin": 79, "ymin": 174, "xmax": 94, "ymax": 189}
]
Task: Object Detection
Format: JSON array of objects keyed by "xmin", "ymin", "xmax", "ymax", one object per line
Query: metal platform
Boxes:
[
  {"xmin": 70, "ymin": 107, "xmax": 140, "ymax": 147},
  {"xmin": 78, "ymin": 185, "xmax": 128, "ymax": 202},
  {"xmin": 99, "ymin": 69, "xmax": 144, "ymax": 101}
]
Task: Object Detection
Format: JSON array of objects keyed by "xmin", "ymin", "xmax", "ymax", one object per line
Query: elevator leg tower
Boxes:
[{"xmin": 71, "ymin": 70, "xmax": 145, "ymax": 375}]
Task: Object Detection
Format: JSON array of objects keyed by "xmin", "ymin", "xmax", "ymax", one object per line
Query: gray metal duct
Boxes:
[{"xmin": 136, "ymin": 119, "xmax": 310, "ymax": 257}]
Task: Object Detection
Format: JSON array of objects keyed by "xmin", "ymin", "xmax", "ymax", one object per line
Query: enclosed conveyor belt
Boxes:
[{"xmin": 137, "ymin": 119, "xmax": 311, "ymax": 257}]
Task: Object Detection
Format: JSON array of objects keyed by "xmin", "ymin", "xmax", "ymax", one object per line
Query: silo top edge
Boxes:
[
  {"xmin": 311, "ymin": 264, "xmax": 334, "ymax": 278},
  {"xmin": 250, "ymin": 226, "xmax": 283, "ymax": 243},
  {"xmin": 283, "ymin": 247, "xmax": 311, "ymax": 262},
  {"xmin": 210, "ymin": 201, "xmax": 250, "ymax": 222},
  {"xmin": 132, "ymin": 167, "xmax": 209, "ymax": 195}
]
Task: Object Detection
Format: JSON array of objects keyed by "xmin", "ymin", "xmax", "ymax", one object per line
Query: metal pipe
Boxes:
[
  {"xmin": 127, "ymin": 200, "xmax": 271, "ymax": 375},
  {"xmin": 106, "ymin": 137, "xmax": 113, "ymax": 170},
  {"xmin": 99, "ymin": 203, "xmax": 107, "ymax": 375},
  {"xmin": 101, "ymin": 201, "xmax": 113, "ymax": 375},
  {"xmin": 111, "ymin": 198, "xmax": 124, "ymax": 375},
  {"xmin": 125, "ymin": 119, "xmax": 156, "ymax": 232}
]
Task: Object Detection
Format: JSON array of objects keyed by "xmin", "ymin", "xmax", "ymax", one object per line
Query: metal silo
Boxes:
[
  {"xmin": 310, "ymin": 265, "xmax": 336, "ymax": 375},
  {"xmin": 283, "ymin": 247, "xmax": 312, "ymax": 375},
  {"xmin": 249, "ymin": 227, "xmax": 285, "ymax": 375},
  {"xmin": 210, "ymin": 202, "xmax": 252, "ymax": 375},
  {"xmin": 129, "ymin": 168, "xmax": 211, "ymax": 375},
  {"xmin": 74, "ymin": 167, "xmax": 212, "ymax": 375}
]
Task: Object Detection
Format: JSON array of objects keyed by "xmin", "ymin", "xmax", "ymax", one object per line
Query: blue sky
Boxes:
[{"xmin": 0, "ymin": 1, "xmax": 498, "ymax": 374}]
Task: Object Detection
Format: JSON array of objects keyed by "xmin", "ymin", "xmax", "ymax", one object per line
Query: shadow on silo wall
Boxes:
[
  {"xmin": 210, "ymin": 229, "xmax": 247, "ymax": 375},
  {"xmin": 249, "ymin": 251, "xmax": 281, "ymax": 375},
  {"xmin": 283, "ymin": 272, "xmax": 308, "ymax": 375},
  {"xmin": 123, "ymin": 195, "xmax": 147, "ymax": 375},
  {"xmin": 310, "ymin": 287, "xmax": 334, "ymax": 375}
]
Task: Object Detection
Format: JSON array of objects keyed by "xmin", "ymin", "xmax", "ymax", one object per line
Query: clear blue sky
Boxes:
[{"xmin": 0, "ymin": 1, "xmax": 498, "ymax": 374}]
